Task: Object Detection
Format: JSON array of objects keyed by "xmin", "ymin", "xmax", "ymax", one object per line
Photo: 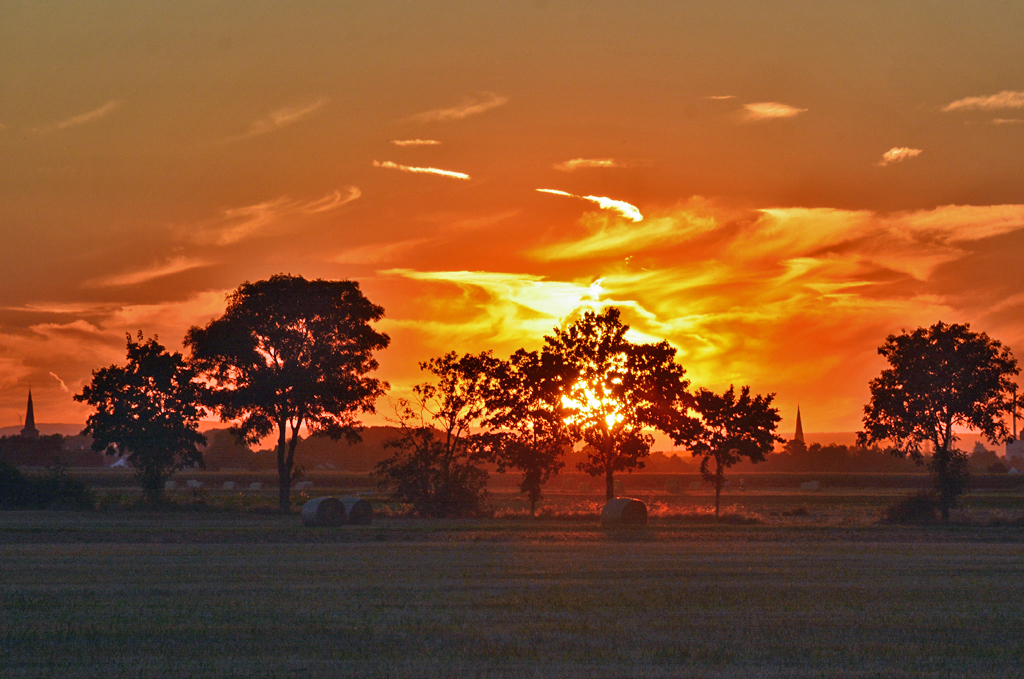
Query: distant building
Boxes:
[
  {"xmin": 794, "ymin": 405, "xmax": 804, "ymax": 443},
  {"xmin": 20, "ymin": 391, "xmax": 39, "ymax": 439}
]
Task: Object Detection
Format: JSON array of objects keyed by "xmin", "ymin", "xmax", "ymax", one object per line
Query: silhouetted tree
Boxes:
[
  {"xmin": 484, "ymin": 349, "xmax": 571, "ymax": 515},
  {"xmin": 543, "ymin": 308, "xmax": 695, "ymax": 500},
  {"xmin": 678, "ymin": 385, "xmax": 781, "ymax": 516},
  {"xmin": 858, "ymin": 322, "xmax": 1020, "ymax": 521},
  {"xmin": 76, "ymin": 333, "xmax": 206, "ymax": 505},
  {"xmin": 185, "ymin": 275, "xmax": 389, "ymax": 512},
  {"xmin": 375, "ymin": 352, "xmax": 501, "ymax": 517}
]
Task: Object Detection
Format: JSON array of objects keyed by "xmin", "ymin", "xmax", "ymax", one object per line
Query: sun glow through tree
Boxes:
[{"xmin": 543, "ymin": 308, "xmax": 695, "ymax": 500}]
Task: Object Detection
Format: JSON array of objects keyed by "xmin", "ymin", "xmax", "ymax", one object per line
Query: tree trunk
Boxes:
[
  {"xmin": 714, "ymin": 458, "xmax": 724, "ymax": 517},
  {"xmin": 606, "ymin": 466, "xmax": 615, "ymax": 501},
  {"xmin": 277, "ymin": 420, "xmax": 290, "ymax": 512}
]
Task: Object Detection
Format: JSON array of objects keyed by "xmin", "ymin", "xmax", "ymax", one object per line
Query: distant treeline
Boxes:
[
  {"xmin": 0, "ymin": 434, "xmax": 106, "ymax": 468},
  {"xmin": 4, "ymin": 429, "xmax": 1015, "ymax": 477}
]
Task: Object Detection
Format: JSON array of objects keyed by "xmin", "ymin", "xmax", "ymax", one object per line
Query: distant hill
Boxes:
[{"xmin": 0, "ymin": 423, "xmax": 85, "ymax": 437}]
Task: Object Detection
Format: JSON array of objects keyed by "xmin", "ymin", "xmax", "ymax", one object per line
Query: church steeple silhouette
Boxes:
[
  {"xmin": 21, "ymin": 390, "xmax": 40, "ymax": 439},
  {"xmin": 794, "ymin": 405, "xmax": 804, "ymax": 443}
]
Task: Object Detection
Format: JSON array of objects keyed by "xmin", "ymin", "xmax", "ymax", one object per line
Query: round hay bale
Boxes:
[
  {"xmin": 601, "ymin": 497, "xmax": 648, "ymax": 527},
  {"xmin": 301, "ymin": 497, "xmax": 347, "ymax": 527},
  {"xmin": 342, "ymin": 496, "xmax": 373, "ymax": 525}
]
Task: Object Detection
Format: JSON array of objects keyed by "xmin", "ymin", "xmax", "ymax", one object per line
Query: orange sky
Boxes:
[{"xmin": 2, "ymin": 2, "xmax": 1024, "ymax": 438}]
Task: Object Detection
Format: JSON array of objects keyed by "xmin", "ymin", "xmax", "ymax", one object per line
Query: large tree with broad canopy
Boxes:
[
  {"xmin": 185, "ymin": 274, "xmax": 389, "ymax": 512},
  {"xmin": 858, "ymin": 321, "xmax": 1020, "ymax": 521},
  {"xmin": 542, "ymin": 308, "xmax": 696, "ymax": 501}
]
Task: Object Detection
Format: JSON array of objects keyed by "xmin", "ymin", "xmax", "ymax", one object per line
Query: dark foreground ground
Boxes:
[{"xmin": 2, "ymin": 510, "xmax": 1024, "ymax": 678}]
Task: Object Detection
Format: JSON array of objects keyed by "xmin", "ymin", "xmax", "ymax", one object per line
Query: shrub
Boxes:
[
  {"xmin": 884, "ymin": 492, "xmax": 940, "ymax": 524},
  {"xmin": 0, "ymin": 462, "xmax": 94, "ymax": 510}
]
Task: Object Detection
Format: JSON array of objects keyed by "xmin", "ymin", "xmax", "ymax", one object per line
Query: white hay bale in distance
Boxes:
[
  {"xmin": 800, "ymin": 480, "xmax": 820, "ymax": 491},
  {"xmin": 601, "ymin": 498, "xmax": 648, "ymax": 527},
  {"xmin": 294, "ymin": 481, "xmax": 313, "ymax": 490},
  {"xmin": 248, "ymin": 482, "xmax": 263, "ymax": 491},
  {"xmin": 164, "ymin": 480, "xmax": 176, "ymax": 490},
  {"xmin": 301, "ymin": 497, "xmax": 347, "ymax": 527},
  {"xmin": 186, "ymin": 480, "xmax": 203, "ymax": 489},
  {"xmin": 222, "ymin": 481, "xmax": 235, "ymax": 490},
  {"xmin": 342, "ymin": 496, "xmax": 373, "ymax": 525}
]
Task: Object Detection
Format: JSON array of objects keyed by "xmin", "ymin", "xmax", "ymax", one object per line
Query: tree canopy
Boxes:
[
  {"xmin": 542, "ymin": 308, "xmax": 695, "ymax": 500},
  {"xmin": 76, "ymin": 333, "xmax": 206, "ymax": 505},
  {"xmin": 858, "ymin": 321, "xmax": 1020, "ymax": 520},
  {"xmin": 681, "ymin": 385, "xmax": 781, "ymax": 516},
  {"xmin": 185, "ymin": 274, "xmax": 389, "ymax": 511},
  {"xmin": 483, "ymin": 348, "xmax": 571, "ymax": 514},
  {"xmin": 375, "ymin": 351, "xmax": 501, "ymax": 517}
]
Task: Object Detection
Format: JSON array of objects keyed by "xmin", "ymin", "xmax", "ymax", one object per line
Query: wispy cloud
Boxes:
[
  {"xmin": 879, "ymin": 147, "xmax": 923, "ymax": 166},
  {"xmin": 742, "ymin": 102, "xmax": 807, "ymax": 121},
  {"xmin": 225, "ymin": 99, "xmax": 325, "ymax": 141},
  {"xmin": 189, "ymin": 189, "xmax": 358, "ymax": 245},
  {"xmin": 553, "ymin": 158, "xmax": 619, "ymax": 171},
  {"xmin": 301, "ymin": 187, "xmax": 361, "ymax": 214},
  {"xmin": 536, "ymin": 188, "xmax": 643, "ymax": 222},
  {"xmin": 53, "ymin": 100, "xmax": 121, "ymax": 131},
  {"xmin": 883, "ymin": 204, "xmax": 1024, "ymax": 243},
  {"xmin": 49, "ymin": 372, "xmax": 70, "ymax": 393},
  {"xmin": 391, "ymin": 139, "xmax": 442, "ymax": 146},
  {"xmin": 705, "ymin": 95, "xmax": 736, "ymax": 100},
  {"xmin": 406, "ymin": 93, "xmax": 508, "ymax": 123},
  {"xmin": 992, "ymin": 118, "xmax": 1024, "ymax": 125},
  {"xmin": 84, "ymin": 256, "xmax": 212, "ymax": 288},
  {"xmin": 943, "ymin": 90, "xmax": 1024, "ymax": 112},
  {"xmin": 375, "ymin": 199, "xmax": 1024, "ymax": 431},
  {"xmin": 373, "ymin": 160, "xmax": 470, "ymax": 180},
  {"xmin": 335, "ymin": 238, "xmax": 430, "ymax": 265},
  {"xmin": 531, "ymin": 203, "xmax": 717, "ymax": 261},
  {"xmin": 381, "ymin": 269, "xmax": 608, "ymax": 346}
]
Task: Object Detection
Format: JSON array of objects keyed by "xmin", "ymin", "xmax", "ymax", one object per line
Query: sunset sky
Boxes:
[{"xmin": 2, "ymin": 2, "xmax": 1024, "ymax": 439}]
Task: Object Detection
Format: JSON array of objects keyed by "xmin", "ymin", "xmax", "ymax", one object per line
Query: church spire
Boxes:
[
  {"xmin": 21, "ymin": 390, "xmax": 40, "ymax": 439},
  {"xmin": 794, "ymin": 405, "xmax": 804, "ymax": 444}
]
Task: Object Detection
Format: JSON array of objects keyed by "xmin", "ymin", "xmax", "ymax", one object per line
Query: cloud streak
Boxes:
[
  {"xmin": 374, "ymin": 160, "xmax": 470, "ymax": 180},
  {"xmin": 391, "ymin": 139, "xmax": 442, "ymax": 146},
  {"xmin": 84, "ymin": 256, "xmax": 212, "ymax": 288},
  {"xmin": 536, "ymin": 188, "xmax": 642, "ymax": 222},
  {"xmin": 742, "ymin": 102, "xmax": 807, "ymax": 121},
  {"xmin": 225, "ymin": 99, "xmax": 325, "ymax": 141},
  {"xmin": 406, "ymin": 93, "xmax": 508, "ymax": 123},
  {"xmin": 553, "ymin": 158, "xmax": 620, "ymax": 171},
  {"xmin": 53, "ymin": 100, "xmax": 121, "ymax": 131},
  {"xmin": 879, "ymin": 147, "xmax": 923, "ymax": 166},
  {"xmin": 943, "ymin": 90, "xmax": 1024, "ymax": 112}
]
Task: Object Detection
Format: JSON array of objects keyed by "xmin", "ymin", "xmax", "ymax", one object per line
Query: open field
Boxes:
[{"xmin": 2, "ymin": 510, "xmax": 1024, "ymax": 678}]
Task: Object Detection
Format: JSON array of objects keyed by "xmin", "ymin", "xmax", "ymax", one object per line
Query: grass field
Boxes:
[{"xmin": 2, "ymin": 506, "xmax": 1024, "ymax": 678}]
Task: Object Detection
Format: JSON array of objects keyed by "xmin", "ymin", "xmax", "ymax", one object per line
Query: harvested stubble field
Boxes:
[{"xmin": 2, "ymin": 504, "xmax": 1024, "ymax": 679}]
